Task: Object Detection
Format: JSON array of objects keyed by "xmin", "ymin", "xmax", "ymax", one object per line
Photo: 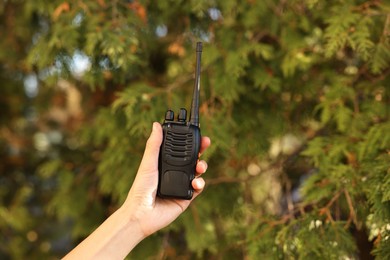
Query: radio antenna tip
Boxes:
[{"xmin": 189, "ymin": 42, "xmax": 202, "ymax": 126}]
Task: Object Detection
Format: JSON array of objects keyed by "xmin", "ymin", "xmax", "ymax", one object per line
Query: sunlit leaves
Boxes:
[
  {"xmin": 370, "ymin": 41, "xmax": 390, "ymax": 74},
  {"xmin": 276, "ymin": 217, "xmax": 357, "ymax": 259},
  {"xmin": 2, "ymin": 0, "xmax": 390, "ymax": 259},
  {"xmin": 323, "ymin": 2, "xmax": 389, "ymax": 74}
]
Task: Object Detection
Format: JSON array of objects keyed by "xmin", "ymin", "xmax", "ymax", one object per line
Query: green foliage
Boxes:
[
  {"xmin": 276, "ymin": 216, "xmax": 357, "ymax": 259},
  {"xmin": 1, "ymin": 0, "xmax": 389, "ymax": 259}
]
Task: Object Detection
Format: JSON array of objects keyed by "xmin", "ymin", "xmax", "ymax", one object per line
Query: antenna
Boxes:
[{"xmin": 189, "ymin": 42, "xmax": 202, "ymax": 126}]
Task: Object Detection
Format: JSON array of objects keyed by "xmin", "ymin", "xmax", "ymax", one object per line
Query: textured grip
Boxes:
[{"xmin": 158, "ymin": 122, "xmax": 201, "ymax": 199}]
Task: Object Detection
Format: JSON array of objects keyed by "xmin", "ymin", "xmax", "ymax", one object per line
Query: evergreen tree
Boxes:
[{"xmin": 1, "ymin": 0, "xmax": 389, "ymax": 259}]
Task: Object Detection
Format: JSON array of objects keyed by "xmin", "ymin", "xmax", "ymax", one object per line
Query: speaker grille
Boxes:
[{"xmin": 164, "ymin": 131, "xmax": 193, "ymax": 162}]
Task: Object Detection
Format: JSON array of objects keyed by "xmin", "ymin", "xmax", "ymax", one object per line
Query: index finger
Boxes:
[{"xmin": 199, "ymin": 136, "xmax": 211, "ymax": 156}]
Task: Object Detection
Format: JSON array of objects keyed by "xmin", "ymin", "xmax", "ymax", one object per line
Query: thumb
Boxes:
[{"xmin": 138, "ymin": 122, "xmax": 163, "ymax": 173}]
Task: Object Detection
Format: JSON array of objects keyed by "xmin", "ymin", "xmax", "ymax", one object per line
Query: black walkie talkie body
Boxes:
[{"xmin": 157, "ymin": 42, "xmax": 203, "ymax": 200}]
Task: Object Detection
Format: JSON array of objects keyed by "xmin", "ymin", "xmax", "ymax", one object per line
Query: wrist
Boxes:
[
  {"xmin": 63, "ymin": 203, "xmax": 147, "ymax": 259},
  {"xmin": 117, "ymin": 203, "xmax": 147, "ymax": 244}
]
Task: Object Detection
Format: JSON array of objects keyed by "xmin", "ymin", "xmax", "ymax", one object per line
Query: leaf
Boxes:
[
  {"xmin": 52, "ymin": 2, "xmax": 70, "ymax": 20},
  {"xmin": 370, "ymin": 42, "xmax": 390, "ymax": 74},
  {"xmin": 128, "ymin": 1, "xmax": 147, "ymax": 23},
  {"xmin": 38, "ymin": 159, "xmax": 62, "ymax": 179},
  {"xmin": 335, "ymin": 105, "xmax": 352, "ymax": 133}
]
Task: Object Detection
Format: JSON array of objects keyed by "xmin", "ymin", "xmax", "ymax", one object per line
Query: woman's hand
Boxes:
[
  {"xmin": 63, "ymin": 122, "xmax": 210, "ymax": 260},
  {"xmin": 123, "ymin": 122, "xmax": 211, "ymax": 237}
]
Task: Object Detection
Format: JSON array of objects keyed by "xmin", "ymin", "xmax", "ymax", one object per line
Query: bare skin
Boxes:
[{"xmin": 63, "ymin": 122, "xmax": 210, "ymax": 259}]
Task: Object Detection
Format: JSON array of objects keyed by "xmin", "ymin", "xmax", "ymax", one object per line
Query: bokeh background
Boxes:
[{"xmin": 1, "ymin": 0, "xmax": 389, "ymax": 259}]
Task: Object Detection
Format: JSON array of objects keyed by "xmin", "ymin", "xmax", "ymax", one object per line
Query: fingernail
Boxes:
[{"xmin": 195, "ymin": 178, "xmax": 205, "ymax": 189}]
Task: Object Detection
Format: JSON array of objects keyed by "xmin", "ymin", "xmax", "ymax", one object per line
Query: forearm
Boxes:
[{"xmin": 63, "ymin": 205, "xmax": 145, "ymax": 260}]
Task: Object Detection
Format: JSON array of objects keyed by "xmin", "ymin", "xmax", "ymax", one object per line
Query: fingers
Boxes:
[
  {"xmin": 199, "ymin": 136, "xmax": 211, "ymax": 155},
  {"xmin": 138, "ymin": 122, "xmax": 163, "ymax": 173},
  {"xmin": 191, "ymin": 138, "xmax": 209, "ymax": 200},
  {"xmin": 196, "ymin": 160, "xmax": 208, "ymax": 176},
  {"xmin": 190, "ymin": 177, "xmax": 205, "ymax": 202},
  {"xmin": 191, "ymin": 177, "xmax": 205, "ymax": 191}
]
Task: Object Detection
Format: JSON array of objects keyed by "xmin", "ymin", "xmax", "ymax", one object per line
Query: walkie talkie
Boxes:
[{"xmin": 157, "ymin": 42, "xmax": 203, "ymax": 200}]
